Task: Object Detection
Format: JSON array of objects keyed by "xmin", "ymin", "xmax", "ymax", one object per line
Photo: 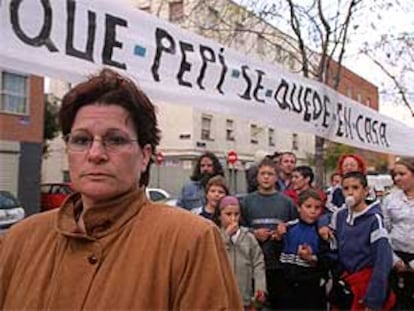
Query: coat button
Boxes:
[{"xmin": 87, "ymin": 255, "xmax": 98, "ymax": 265}]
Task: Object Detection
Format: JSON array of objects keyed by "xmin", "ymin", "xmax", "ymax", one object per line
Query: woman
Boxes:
[
  {"xmin": 327, "ymin": 153, "xmax": 367, "ymax": 212},
  {"xmin": 382, "ymin": 157, "xmax": 414, "ymax": 310},
  {"xmin": 0, "ymin": 69, "xmax": 243, "ymax": 310}
]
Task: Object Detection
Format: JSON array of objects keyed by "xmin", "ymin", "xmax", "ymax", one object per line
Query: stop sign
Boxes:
[
  {"xmin": 227, "ymin": 150, "xmax": 238, "ymax": 164},
  {"xmin": 155, "ymin": 152, "xmax": 164, "ymax": 165}
]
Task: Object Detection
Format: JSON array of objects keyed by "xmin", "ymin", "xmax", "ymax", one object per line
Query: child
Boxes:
[
  {"xmin": 328, "ymin": 171, "xmax": 395, "ymax": 310},
  {"xmin": 214, "ymin": 196, "xmax": 267, "ymax": 310},
  {"xmin": 275, "ymin": 189, "xmax": 330, "ymax": 310},
  {"xmin": 191, "ymin": 175, "xmax": 229, "ymax": 220}
]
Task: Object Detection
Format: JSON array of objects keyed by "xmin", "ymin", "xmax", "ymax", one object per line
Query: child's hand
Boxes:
[
  {"xmin": 253, "ymin": 228, "xmax": 272, "ymax": 242},
  {"xmin": 272, "ymin": 223, "xmax": 287, "ymax": 240},
  {"xmin": 298, "ymin": 244, "xmax": 315, "ymax": 263},
  {"xmin": 318, "ymin": 226, "xmax": 333, "ymax": 241},
  {"xmin": 226, "ymin": 221, "xmax": 239, "ymax": 236},
  {"xmin": 394, "ymin": 260, "xmax": 407, "ymax": 273}
]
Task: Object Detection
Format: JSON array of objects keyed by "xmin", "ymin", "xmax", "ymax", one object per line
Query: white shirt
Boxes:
[{"xmin": 382, "ymin": 189, "xmax": 414, "ymax": 265}]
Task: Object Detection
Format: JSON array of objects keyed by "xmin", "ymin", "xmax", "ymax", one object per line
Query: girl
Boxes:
[
  {"xmin": 382, "ymin": 157, "xmax": 414, "ymax": 310},
  {"xmin": 191, "ymin": 175, "xmax": 229, "ymax": 220},
  {"xmin": 215, "ymin": 196, "xmax": 266, "ymax": 310}
]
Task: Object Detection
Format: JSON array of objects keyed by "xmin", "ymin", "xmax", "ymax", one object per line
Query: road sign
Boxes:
[{"xmin": 155, "ymin": 152, "xmax": 164, "ymax": 165}]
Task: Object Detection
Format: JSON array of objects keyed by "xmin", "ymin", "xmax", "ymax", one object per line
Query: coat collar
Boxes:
[{"xmin": 56, "ymin": 188, "xmax": 147, "ymax": 240}]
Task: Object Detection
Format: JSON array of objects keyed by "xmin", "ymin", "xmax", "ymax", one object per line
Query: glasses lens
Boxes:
[
  {"xmin": 103, "ymin": 133, "xmax": 133, "ymax": 151},
  {"xmin": 67, "ymin": 133, "xmax": 93, "ymax": 151}
]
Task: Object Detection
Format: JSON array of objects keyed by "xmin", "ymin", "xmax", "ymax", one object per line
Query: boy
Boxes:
[
  {"xmin": 328, "ymin": 171, "xmax": 395, "ymax": 310},
  {"xmin": 241, "ymin": 157, "xmax": 298, "ymax": 309}
]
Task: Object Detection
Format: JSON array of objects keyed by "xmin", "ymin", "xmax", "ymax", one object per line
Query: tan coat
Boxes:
[{"xmin": 0, "ymin": 189, "xmax": 243, "ymax": 310}]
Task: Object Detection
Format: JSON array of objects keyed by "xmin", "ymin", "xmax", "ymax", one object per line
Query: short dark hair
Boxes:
[
  {"xmin": 280, "ymin": 151, "xmax": 297, "ymax": 162},
  {"xmin": 257, "ymin": 157, "xmax": 278, "ymax": 172},
  {"xmin": 190, "ymin": 152, "xmax": 224, "ymax": 181},
  {"xmin": 205, "ymin": 175, "xmax": 229, "ymax": 195},
  {"xmin": 293, "ymin": 166, "xmax": 314, "ymax": 185},
  {"xmin": 342, "ymin": 171, "xmax": 368, "ymax": 188},
  {"xmin": 59, "ymin": 68, "xmax": 161, "ymax": 186},
  {"xmin": 298, "ymin": 189, "xmax": 322, "ymax": 207}
]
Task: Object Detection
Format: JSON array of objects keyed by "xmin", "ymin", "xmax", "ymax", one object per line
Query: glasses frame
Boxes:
[{"xmin": 63, "ymin": 133, "xmax": 139, "ymax": 153}]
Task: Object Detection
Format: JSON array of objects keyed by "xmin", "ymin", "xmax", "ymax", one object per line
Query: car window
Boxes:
[
  {"xmin": 148, "ymin": 190, "xmax": 167, "ymax": 202},
  {"xmin": 0, "ymin": 192, "xmax": 19, "ymax": 208}
]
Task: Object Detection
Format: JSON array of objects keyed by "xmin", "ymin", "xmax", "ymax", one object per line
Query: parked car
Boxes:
[
  {"xmin": 0, "ymin": 191, "xmax": 25, "ymax": 229},
  {"xmin": 146, "ymin": 188, "xmax": 177, "ymax": 206},
  {"xmin": 40, "ymin": 183, "xmax": 74, "ymax": 212},
  {"xmin": 40, "ymin": 184, "xmax": 176, "ymax": 211}
]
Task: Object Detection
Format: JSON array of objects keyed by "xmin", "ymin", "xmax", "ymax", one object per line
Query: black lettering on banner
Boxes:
[
  {"xmin": 239, "ymin": 65, "xmax": 252, "ymax": 100},
  {"xmin": 177, "ymin": 41, "xmax": 194, "ymax": 87},
  {"xmin": 197, "ymin": 45, "xmax": 215, "ymax": 90},
  {"xmin": 102, "ymin": 14, "xmax": 127, "ymax": 69},
  {"xmin": 322, "ymin": 95, "xmax": 330, "ymax": 128},
  {"xmin": 253, "ymin": 70, "xmax": 265, "ymax": 103},
  {"xmin": 66, "ymin": 0, "xmax": 95, "ymax": 62},
  {"xmin": 151, "ymin": 28, "xmax": 176, "ymax": 82},
  {"xmin": 303, "ymin": 88, "xmax": 312, "ymax": 122},
  {"xmin": 371, "ymin": 120, "xmax": 379, "ymax": 145},
  {"xmin": 290, "ymin": 84, "xmax": 303, "ymax": 114},
  {"xmin": 312, "ymin": 92, "xmax": 323, "ymax": 120},
  {"xmin": 216, "ymin": 48, "xmax": 227, "ymax": 94},
  {"xmin": 10, "ymin": 0, "xmax": 58, "ymax": 52},
  {"xmin": 356, "ymin": 115, "xmax": 365, "ymax": 143},
  {"xmin": 274, "ymin": 79, "xmax": 290, "ymax": 110},
  {"xmin": 343, "ymin": 105, "xmax": 353, "ymax": 139},
  {"xmin": 336, "ymin": 102, "xmax": 344, "ymax": 137},
  {"xmin": 364, "ymin": 117, "xmax": 373, "ymax": 144},
  {"xmin": 379, "ymin": 123, "xmax": 389, "ymax": 147}
]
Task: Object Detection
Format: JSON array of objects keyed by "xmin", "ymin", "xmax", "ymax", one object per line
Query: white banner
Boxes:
[{"xmin": 1, "ymin": 0, "xmax": 413, "ymax": 156}]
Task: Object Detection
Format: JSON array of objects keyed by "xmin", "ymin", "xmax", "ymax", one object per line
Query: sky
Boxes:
[{"xmin": 233, "ymin": 0, "xmax": 414, "ymax": 127}]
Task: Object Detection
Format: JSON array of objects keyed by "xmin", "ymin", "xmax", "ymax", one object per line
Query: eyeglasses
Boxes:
[{"xmin": 64, "ymin": 132, "xmax": 138, "ymax": 153}]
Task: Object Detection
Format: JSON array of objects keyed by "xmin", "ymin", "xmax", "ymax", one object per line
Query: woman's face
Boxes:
[
  {"xmin": 67, "ymin": 104, "xmax": 151, "ymax": 205},
  {"xmin": 393, "ymin": 163, "xmax": 414, "ymax": 193},
  {"xmin": 342, "ymin": 157, "xmax": 360, "ymax": 175}
]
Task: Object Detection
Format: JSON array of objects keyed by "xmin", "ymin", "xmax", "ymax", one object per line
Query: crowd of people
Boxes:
[
  {"xmin": 176, "ymin": 146, "xmax": 414, "ymax": 310},
  {"xmin": 1, "ymin": 68, "xmax": 413, "ymax": 311}
]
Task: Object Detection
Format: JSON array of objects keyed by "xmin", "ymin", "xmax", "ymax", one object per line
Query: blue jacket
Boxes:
[
  {"xmin": 176, "ymin": 180, "xmax": 205, "ymax": 210},
  {"xmin": 329, "ymin": 201, "xmax": 393, "ymax": 309}
]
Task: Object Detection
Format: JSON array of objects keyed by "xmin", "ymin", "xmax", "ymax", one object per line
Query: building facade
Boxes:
[
  {"xmin": 0, "ymin": 69, "xmax": 44, "ymax": 215},
  {"xmin": 43, "ymin": 0, "xmax": 381, "ymax": 195}
]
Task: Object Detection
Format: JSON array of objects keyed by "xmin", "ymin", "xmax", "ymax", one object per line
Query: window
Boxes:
[
  {"xmin": 288, "ymin": 52, "xmax": 295, "ymax": 70},
  {"xmin": 274, "ymin": 44, "xmax": 282, "ymax": 62},
  {"xmin": 206, "ymin": 6, "xmax": 219, "ymax": 27},
  {"xmin": 169, "ymin": 1, "xmax": 184, "ymax": 22},
  {"xmin": 346, "ymin": 87, "xmax": 352, "ymax": 98},
  {"xmin": 268, "ymin": 128, "xmax": 275, "ymax": 146},
  {"xmin": 201, "ymin": 114, "xmax": 212, "ymax": 140},
  {"xmin": 292, "ymin": 133, "xmax": 298, "ymax": 151},
  {"xmin": 0, "ymin": 71, "xmax": 28, "ymax": 115},
  {"xmin": 257, "ymin": 35, "xmax": 265, "ymax": 55},
  {"xmin": 250, "ymin": 124, "xmax": 258, "ymax": 144},
  {"xmin": 139, "ymin": 5, "xmax": 151, "ymax": 13},
  {"xmin": 357, "ymin": 93, "xmax": 362, "ymax": 103},
  {"xmin": 226, "ymin": 119, "xmax": 235, "ymax": 141},
  {"xmin": 366, "ymin": 97, "xmax": 371, "ymax": 107},
  {"xmin": 234, "ymin": 23, "xmax": 245, "ymax": 46}
]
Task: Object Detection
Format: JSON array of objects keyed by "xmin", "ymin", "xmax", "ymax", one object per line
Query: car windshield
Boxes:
[{"xmin": 0, "ymin": 191, "xmax": 20, "ymax": 209}]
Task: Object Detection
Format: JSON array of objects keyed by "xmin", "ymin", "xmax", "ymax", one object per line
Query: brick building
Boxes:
[{"xmin": 0, "ymin": 69, "xmax": 44, "ymax": 215}]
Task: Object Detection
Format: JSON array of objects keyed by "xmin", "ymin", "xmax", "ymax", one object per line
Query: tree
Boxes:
[
  {"xmin": 43, "ymin": 96, "xmax": 60, "ymax": 157},
  {"xmin": 137, "ymin": 0, "xmax": 379, "ymax": 185}
]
